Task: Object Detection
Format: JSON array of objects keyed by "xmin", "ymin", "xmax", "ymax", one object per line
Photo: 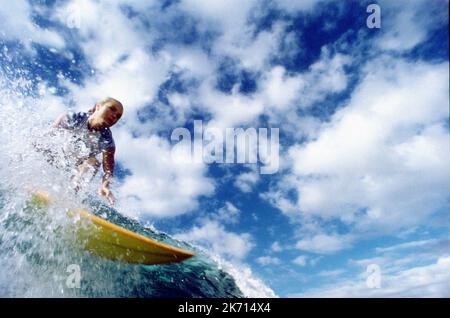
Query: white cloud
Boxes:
[
  {"xmin": 198, "ymin": 82, "xmax": 265, "ymax": 129},
  {"xmin": 175, "ymin": 220, "xmax": 254, "ymax": 260},
  {"xmin": 234, "ymin": 170, "xmax": 259, "ymax": 193},
  {"xmin": 178, "ymin": 0, "xmax": 257, "ymax": 33},
  {"xmin": 293, "ymin": 254, "xmax": 321, "ymax": 266},
  {"xmin": 306, "ymin": 50, "xmax": 350, "ymax": 97},
  {"xmin": 318, "ymin": 269, "xmax": 346, "ymax": 277},
  {"xmin": 295, "ymin": 235, "xmax": 450, "ymax": 297},
  {"xmin": 214, "ymin": 202, "xmax": 241, "ymax": 224},
  {"xmin": 293, "ymin": 255, "xmax": 308, "ymax": 266},
  {"xmin": 375, "ymin": 0, "xmax": 447, "ymax": 52},
  {"xmin": 176, "ymin": 0, "xmax": 279, "ymax": 72},
  {"xmin": 167, "ymin": 46, "xmax": 214, "ymax": 78},
  {"xmin": 54, "ymin": 0, "xmax": 155, "ymax": 71},
  {"xmin": 266, "ymin": 59, "xmax": 449, "ymax": 235},
  {"xmin": 115, "ymin": 130, "xmax": 214, "ymax": 218},
  {"xmin": 168, "ymin": 22, "xmax": 351, "ymax": 131},
  {"xmin": 271, "ymin": 241, "xmax": 283, "ymax": 253},
  {"xmin": 352, "ymin": 237, "xmax": 450, "ymax": 276},
  {"xmin": 0, "ymin": 0, "xmax": 65, "ymax": 49},
  {"xmin": 215, "ymin": 22, "xmax": 284, "ymax": 71},
  {"xmin": 260, "ymin": 182, "xmax": 298, "ymax": 217},
  {"xmin": 375, "ymin": 238, "xmax": 443, "ymax": 254},
  {"xmin": 295, "ymin": 256, "xmax": 450, "ymax": 297},
  {"xmin": 296, "ymin": 234, "xmax": 353, "ymax": 254},
  {"xmin": 257, "ymin": 256, "xmax": 281, "ymax": 266},
  {"xmin": 66, "ymin": 48, "xmax": 168, "ymax": 115},
  {"xmin": 260, "ymin": 66, "xmax": 305, "ymax": 110},
  {"xmin": 274, "ymin": 0, "xmax": 323, "ymax": 13},
  {"xmin": 52, "ymin": 1, "xmax": 169, "ymax": 117},
  {"xmin": 260, "ymin": 50, "xmax": 350, "ymax": 112}
]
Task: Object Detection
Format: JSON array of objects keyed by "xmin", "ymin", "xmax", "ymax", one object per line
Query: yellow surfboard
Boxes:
[{"xmin": 30, "ymin": 191, "xmax": 194, "ymax": 265}]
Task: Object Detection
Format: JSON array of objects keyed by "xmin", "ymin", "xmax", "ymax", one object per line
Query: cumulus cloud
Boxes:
[
  {"xmin": 375, "ymin": 0, "xmax": 448, "ymax": 52},
  {"xmin": 257, "ymin": 256, "xmax": 281, "ymax": 266},
  {"xmin": 293, "ymin": 255, "xmax": 308, "ymax": 266},
  {"xmin": 274, "ymin": 0, "xmax": 323, "ymax": 13},
  {"xmin": 257, "ymin": 49, "xmax": 351, "ymax": 141},
  {"xmin": 0, "ymin": 0, "xmax": 65, "ymax": 49},
  {"xmin": 175, "ymin": 220, "xmax": 254, "ymax": 260},
  {"xmin": 177, "ymin": 0, "xmax": 283, "ymax": 72},
  {"xmin": 115, "ymin": 130, "xmax": 214, "ymax": 218},
  {"xmin": 214, "ymin": 202, "xmax": 241, "ymax": 224},
  {"xmin": 53, "ymin": 0, "xmax": 169, "ymax": 117},
  {"xmin": 260, "ymin": 181, "xmax": 299, "ymax": 217},
  {"xmin": 295, "ymin": 234, "xmax": 450, "ymax": 297},
  {"xmin": 53, "ymin": 0, "xmax": 156, "ymax": 71},
  {"xmin": 296, "ymin": 234, "xmax": 353, "ymax": 254},
  {"xmin": 215, "ymin": 22, "xmax": 285, "ymax": 71},
  {"xmin": 375, "ymin": 238, "xmax": 447, "ymax": 254},
  {"xmin": 266, "ymin": 58, "xmax": 449, "ymax": 236},
  {"xmin": 234, "ymin": 170, "xmax": 260, "ymax": 193},
  {"xmin": 271, "ymin": 241, "xmax": 283, "ymax": 253},
  {"xmin": 259, "ymin": 65, "xmax": 305, "ymax": 110},
  {"xmin": 178, "ymin": 0, "xmax": 257, "ymax": 34},
  {"xmin": 295, "ymin": 256, "xmax": 450, "ymax": 297},
  {"xmin": 197, "ymin": 81, "xmax": 265, "ymax": 129},
  {"xmin": 170, "ymin": 23, "xmax": 352, "ymax": 130},
  {"xmin": 66, "ymin": 49, "xmax": 169, "ymax": 115},
  {"xmin": 293, "ymin": 254, "xmax": 321, "ymax": 267},
  {"xmin": 318, "ymin": 269, "xmax": 345, "ymax": 277}
]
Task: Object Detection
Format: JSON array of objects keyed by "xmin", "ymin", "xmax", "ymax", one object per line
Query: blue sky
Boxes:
[{"xmin": 0, "ymin": 0, "xmax": 449, "ymax": 297}]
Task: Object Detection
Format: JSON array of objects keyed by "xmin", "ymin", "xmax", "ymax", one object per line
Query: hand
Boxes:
[{"xmin": 98, "ymin": 185, "xmax": 115, "ymax": 206}]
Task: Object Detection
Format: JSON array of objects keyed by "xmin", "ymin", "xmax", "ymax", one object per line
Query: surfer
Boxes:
[{"xmin": 51, "ymin": 97, "xmax": 123, "ymax": 206}]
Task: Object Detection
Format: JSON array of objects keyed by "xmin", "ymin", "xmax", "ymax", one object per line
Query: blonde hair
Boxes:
[{"xmin": 88, "ymin": 97, "xmax": 123, "ymax": 115}]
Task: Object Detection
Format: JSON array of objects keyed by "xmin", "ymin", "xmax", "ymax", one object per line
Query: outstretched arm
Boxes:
[
  {"xmin": 34, "ymin": 112, "xmax": 69, "ymax": 161},
  {"xmin": 99, "ymin": 147, "xmax": 115, "ymax": 205},
  {"xmin": 52, "ymin": 112, "xmax": 69, "ymax": 129}
]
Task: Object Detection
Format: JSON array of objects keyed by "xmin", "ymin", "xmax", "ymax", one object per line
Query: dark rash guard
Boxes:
[{"xmin": 59, "ymin": 111, "xmax": 115, "ymax": 160}]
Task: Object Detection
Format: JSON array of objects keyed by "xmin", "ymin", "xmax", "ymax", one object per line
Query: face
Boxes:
[{"xmin": 95, "ymin": 101, "xmax": 123, "ymax": 128}]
